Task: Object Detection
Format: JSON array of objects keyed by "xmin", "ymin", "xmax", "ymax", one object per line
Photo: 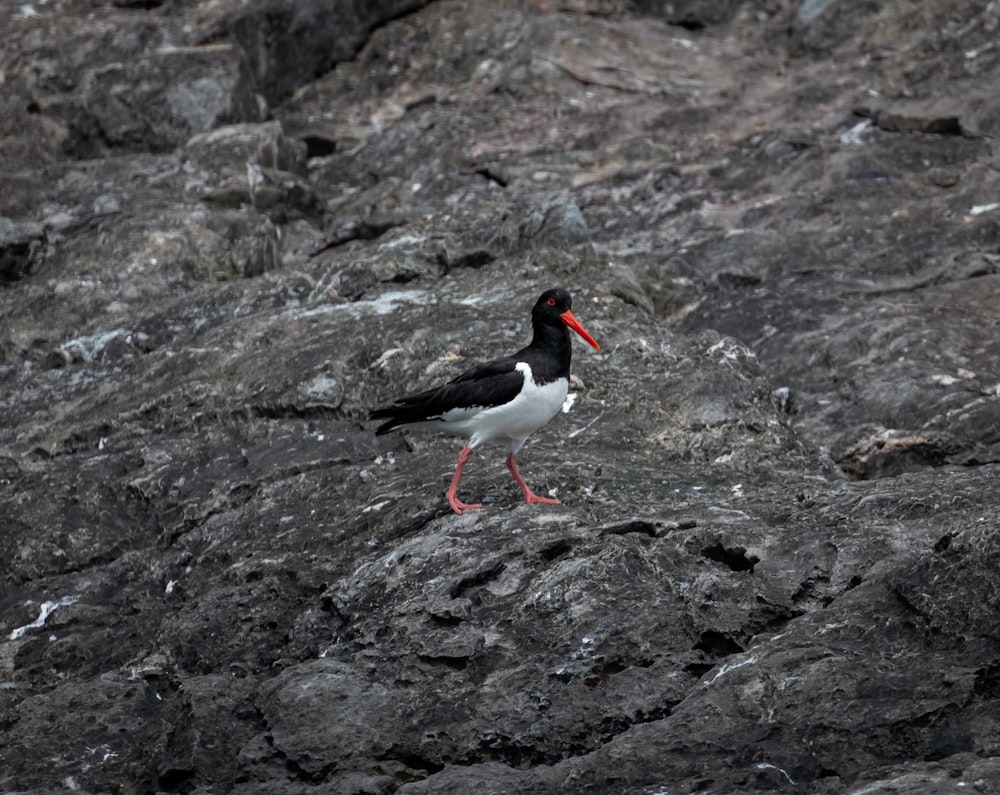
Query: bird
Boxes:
[{"xmin": 370, "ymin": 288, "xmax": 601, "ymax": 514}]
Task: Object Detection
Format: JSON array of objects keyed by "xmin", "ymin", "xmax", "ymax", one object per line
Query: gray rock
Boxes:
[
  {"xmin": 520, "ymin": 199, "xmax": 592, "ymax": 250},
  {"xmin": 0, "ymin": 216, "xmax": 45, "ymax": 284},
  {"xmin": 206, "ymin": 0, "xmax": 434, "ymax": 105},
  {"xmin": 2, "ymin": 0, "xmax": 1000, "ymax": 793},
  {"xmin": 789, "ymin": 0, "xmax": 886, "ymax": 55}
]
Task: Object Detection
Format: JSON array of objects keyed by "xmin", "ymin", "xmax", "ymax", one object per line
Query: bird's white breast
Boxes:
[{"xmin": 441, "ymin": 362, "xmax": 568, "ymax": 450}]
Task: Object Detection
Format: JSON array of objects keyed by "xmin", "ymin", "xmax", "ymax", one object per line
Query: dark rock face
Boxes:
[{"xmin": 2, "ymin": 1, "xmax": 1000, "ymax": 793}]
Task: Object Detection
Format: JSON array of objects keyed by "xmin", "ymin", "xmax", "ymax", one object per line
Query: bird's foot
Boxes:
[
  {"xmin": 448, "ymin": 495, "xmax": 484, "ymax": 515},
  {"xmin": 523, "ymin": 491, "xmax": 561, "ymax": 506}
]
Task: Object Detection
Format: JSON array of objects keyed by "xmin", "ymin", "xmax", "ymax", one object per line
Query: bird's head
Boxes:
[{"xmin": 534, "ymin": 289, "xmax": 600, "ymax": 350}]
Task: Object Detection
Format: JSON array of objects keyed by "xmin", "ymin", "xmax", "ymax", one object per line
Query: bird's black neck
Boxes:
[{"xmin": 525, "ymin": 320, "xmax": 572, "ymax": 379}]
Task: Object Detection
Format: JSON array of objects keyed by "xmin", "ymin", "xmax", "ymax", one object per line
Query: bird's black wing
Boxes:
[
  {"xmin": 448, "ymin": 353, "xmax": 522, "ymax": 385},
  {"xmin": 370, "ymin": 355, "xmax": 526, "ymax": 435}
]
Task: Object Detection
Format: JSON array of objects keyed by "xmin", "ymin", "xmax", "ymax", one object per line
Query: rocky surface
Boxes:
[{"xmin": 2, "ymin": 1, "xmax": 1000, "ymax": 793}]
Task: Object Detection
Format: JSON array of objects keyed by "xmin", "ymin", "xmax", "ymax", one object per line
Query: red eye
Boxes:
[{"xmin": 547, "ymin": 297, "xmax": 556, "ymax": 306}]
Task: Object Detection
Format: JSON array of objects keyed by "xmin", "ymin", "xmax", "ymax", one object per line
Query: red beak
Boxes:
[{"xmin": 560, "ymin": 309, "xmax": 601, "ymax": 350}]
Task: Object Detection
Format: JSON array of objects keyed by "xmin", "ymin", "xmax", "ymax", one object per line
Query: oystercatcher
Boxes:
[{"xmin": 370, "ymin": 288, "xmax": 600, "ymax": 514}]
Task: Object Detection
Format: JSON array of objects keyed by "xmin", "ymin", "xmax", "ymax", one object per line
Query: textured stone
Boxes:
[{"xmin": 2, "ymin": 1, "xmax": 1000, "ymax": 793}]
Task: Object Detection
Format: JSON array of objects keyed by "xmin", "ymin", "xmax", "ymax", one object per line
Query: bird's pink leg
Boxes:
[
  {"xmin": 446, "ymin": 446, "xmax": 483, "ymax": 514},
  {"xmin": 506, "ymin": 452, "xmax": 561, "ymax": 506}
]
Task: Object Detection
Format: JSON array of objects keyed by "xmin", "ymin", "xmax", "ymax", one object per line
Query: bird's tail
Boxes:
[
  {"xmin": 368, "ymin": 405, "xmax": 404, "ymax": 435},
  {"xmin": 369, "ymin": 391, "xmax": 434, "ymax": 435}
]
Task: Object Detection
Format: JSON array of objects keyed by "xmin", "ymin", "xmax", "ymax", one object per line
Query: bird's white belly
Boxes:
[{"xmin": 442, "ymin": 363, "xmax": 568, "ymax": 450}]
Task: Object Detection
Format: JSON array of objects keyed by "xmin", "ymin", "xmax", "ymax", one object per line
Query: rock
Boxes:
[
  {"xmin": 203, "ymin": 0, "xmax": 434, "ymax": 105},
  {"xmin": 3, "ymin": 0, "xmax": 1000, "ymax": 793},
  {"xmin": 79, "ymin": 43, "xmax": 262, "ymax": 153},
  {"xmin": 3, "ymin": 13, "xmax": 261, "ymax": 163},
  {"xmin": 519, "ymin": 199, "xmax": 592, "ymax": 250},
  {"xmin": 876, "ymin": 90, "xmax": 1000, "ymax": 138},
  {"xmin": 788, "ymin": 0, "xmax": 885, "ymax": 55},
  {"xmin": 184, "ymin": 122, "xmax": 309, "ymax": 178},
  {"xmin": 0, "ymin": 216, "xmax": 45, "ymax": 284},
  {"xmin": 183, "ymin": 122, "xmax": 324, "ymax": 223},
  {"xmin": 629, "ymin": 0, "xmax": 751, "ymax": 28}
]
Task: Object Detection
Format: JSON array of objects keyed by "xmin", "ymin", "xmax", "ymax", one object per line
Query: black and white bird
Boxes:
[{"xmin": 370, "ymin": 288, "xmax": 601, "ymax": 514}]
